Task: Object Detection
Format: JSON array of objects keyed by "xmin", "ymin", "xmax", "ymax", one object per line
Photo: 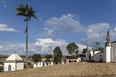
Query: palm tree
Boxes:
[{"xmin": 15, "ymin": 4, "xmax": 38, "ymax": 69}]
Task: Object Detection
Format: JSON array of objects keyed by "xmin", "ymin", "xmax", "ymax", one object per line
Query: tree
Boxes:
[
  {"xmin": 75, "ymin": 50, "xmax": 79, "ymax": 56},
  {"xmin": 95, "ymin": 47, "xmax": 104, "ymax": 52},
  {"xmin": 95, "ymin": 41, "xmax": 100, "ymax": 45},
  {"xmin": 15, "ymin": 4, "xmax": 38, "ymax": 68},
  {"xmin": 66, "ymin": 42, "xmax": 79, "ymax": 56},
  {"xmin": 45, "ymin": 55, "xmax": 52, "ymax": 62},
  {"xmin": 53, "ymin": 46, "xmax": 62, "ymax": 64},
  {"xmin": 94, "ymin": 42, "xmax": 104, "ymax": 52},
  {"xmin": 32, "ymin": 54, "xmax": 42, "ymax": 62},
  {"xmin": 45, "ymin": 54, "xmax": 52, "ymax": 66},
  {"xmin": 82, "ymin": 48, "xmax": 87, "ymax": 55}
]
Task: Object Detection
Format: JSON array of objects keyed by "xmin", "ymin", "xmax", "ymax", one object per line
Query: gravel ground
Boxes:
[
  {"xmin": 80, "ymin": 74, "xmax": 116, "ymax": 77},
  {"xmin": 0, "ymin": 62, "xmax": 116, "ymax": 77}
]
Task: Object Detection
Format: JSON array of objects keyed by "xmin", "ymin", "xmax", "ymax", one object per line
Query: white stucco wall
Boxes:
[
  {"xmin": 48, "ymin": 62, "xmax": 53, "ymax": 66},
  {"xmin": 34, "ymin": 62, "xmax": 54, "ymax": 68},
  {"xmin": 111, "ymin": 42, "xmax": 116, "ymax": 62},
  {"xmin": 4, "ymin": 62, "xmax": 24, "ymax": 71},
  {"xmin": 104, "ymin": 46, "xmax": 111, "ymax": 62},
  {"xmin": 4, "ymin": 63, "xmax": 16, "ymax": 71},
  {"xmin": 93, "ymin": 52, "xmax": 104, "ymax": 62},
  {"xmin": 16, "ymin": 62, "xmax": 24, "ymax": 70}
]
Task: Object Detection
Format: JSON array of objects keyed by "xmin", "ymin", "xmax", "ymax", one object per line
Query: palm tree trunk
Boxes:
[{"xmin": 26, "ymin": 20, "xmax": 28, "ymax": 69}]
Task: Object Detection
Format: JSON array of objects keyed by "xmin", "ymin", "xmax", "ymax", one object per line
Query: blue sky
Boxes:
[{"xmin": 0, "ymin": 0, "xmax": 116, "ymax": 55}]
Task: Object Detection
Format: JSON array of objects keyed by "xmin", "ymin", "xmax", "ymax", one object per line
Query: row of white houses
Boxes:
[
  {"xmin": 4, "ymin": 53, "xmax": 81, "ymax": 71},
  {"xmin": 33, "ymin": 57, "xmax": 81, "ymax": 68},
  {"xmin": 34, "ymin": 62, "xmax": 54, "ymax": 68}
]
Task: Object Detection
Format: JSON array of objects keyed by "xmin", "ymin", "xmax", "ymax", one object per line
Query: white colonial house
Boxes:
[
  {"xmin": 4, "ymin": 52, "xmax": 24, "ymax": 71},
  {"xmin": 34, "ymin": 58, "xmax": 54, "ymax": 68},
  {"xmin": 86, "ymin": 31, "xmax": 116, "ymax": 63},
  {"xmin": 66, "ymin": 56, "xmax": 81, "ymax": 63}
]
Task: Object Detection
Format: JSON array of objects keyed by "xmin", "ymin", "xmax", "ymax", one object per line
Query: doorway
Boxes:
[{"xmin": 8, "ymin": 65, "xmax": 11, "ymax": 71}]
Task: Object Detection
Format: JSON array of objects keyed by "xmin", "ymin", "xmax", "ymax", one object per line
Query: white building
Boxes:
[
  {"xmin": 34, "ymin": 62, "xmax": 53, "ymax": 68},
  {"xmin": 86, "ymin": 31, "xmax": 116, "ymax": 63},
  {"xmin": 4, "ymin": 52, "xmax": 24, "ymax": 71},
  {"xmin": 33, "ymin": 58, "xmax": 54, "ymax": 68},
  {"xmin": 86, "ymin": 51, "xmax": 100, "ymax": 61},
  {"xmin": 66, "ymin": 56, "xmax": 81, "ymax": 63}
]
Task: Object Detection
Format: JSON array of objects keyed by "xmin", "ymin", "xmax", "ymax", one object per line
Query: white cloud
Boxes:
[
  {"xmin": 3, "ymin": 5, "xmax": 7, "ymax": 8},
  {"xmin": 34, "ymin": 38, "xmax": 90, "ymax": 55},
  {"xmin": 45, "ymin": 14, "xmax": 84, "ymax": 34},
  {"xmin": 0, "ymin": 37, "xmax": 91, "ymax": 55},
  {"xmin": 77, "ymin": 44, "xmax": 91, "ymax": 51},
  {"xmin": 0, "ymin": 42, "xmax": 37, "ymax": 55},
  {"xmin": 45, "ymin": 14, "xmax": 111, "ymax": 47},
  {"xmin": 110, "ymin": 27, "xmax": 116, "ymax": 41},
  {"xmin": 44, "ymin": 28, "xmax": 53, "ymax": 38},
  {"xmin": 0, "ymin": 24, "xmax": 17, "ymax": 32},
  {"xmin": 2, "ymin": 1, "xmax": 7, "ymax": 8},
  {"xmin": 0, "ymin": 46, "xmax": 3, "ymax": 49},
  {"xmin": 2, "ymin": 1, "xmax": 6, "ymax": 3},
  {"xmin": 2, "ymin": 13, "xmax": 116, "ymax": 55},
  {"xmin": 113, "ymin": 27, "xmax": 116, "ymax": 31},
  {"xmin": 34, "ymin": 38, "xmax": 67, "ymax": 54},
  {"xmin": 0, "ymin": 46, "xmax": 7, "ymax": 50},
  {"xmin": 82, "ymin": 23, "xmax": 109, "ymax": 47}
]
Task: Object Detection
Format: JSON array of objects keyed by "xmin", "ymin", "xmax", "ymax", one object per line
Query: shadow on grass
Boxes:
[{"xmin": 86, "ymin": 60, "xmax": 104, "ymax": 63}]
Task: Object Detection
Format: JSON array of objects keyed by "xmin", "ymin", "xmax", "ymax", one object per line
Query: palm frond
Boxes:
[
  {"xmin": 32, "ymin": 14, "xmax": 38, "ymax": 20},
  {"xmin": 15, "ymin": 4, "xmax": 38, "ymax": 20},
  {"xmin": 19, "ymin": 4, "xmax": 25, "ymax": 8},
  {"xmin": 26, "ymin": 4, "xmax": 28, "ymax": 10}
]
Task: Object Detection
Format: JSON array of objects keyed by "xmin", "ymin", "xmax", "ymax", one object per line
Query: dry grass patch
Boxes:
[{"xmin": 0, "ymin": 62, "xmax": 116, "ymax": 77}]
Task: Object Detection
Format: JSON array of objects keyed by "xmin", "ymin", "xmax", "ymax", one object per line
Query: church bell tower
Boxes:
[
  {"xmin": 105, "ymin": 31, "xmax": 111, "ymax": 46},
  {"xmin": 104, "ymin": 31, "xmax": 111, "ymax": 62}
]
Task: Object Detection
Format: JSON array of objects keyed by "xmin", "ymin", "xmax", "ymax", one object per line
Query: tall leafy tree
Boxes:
[
  {"xmin": 45, "ymin": 55, "xmax": 52, "ymax": 62},
  {"xmin": 15, "ymin": 4, "xmax": 38, "ymax": 68},
  {"xmin": 32, "ymin": 54, "xmax": 41, "ymax": 67},
  {"xmin": 53, "ymin": 46, "xmax": 62, "ymax": 64},
  {"xmin": 45, "ymin": 54, "xmax": 52, "ymax": 66},
  {"xmin": 66, "ymin": 42, "xmax": 79, "ymax": 56},
  {"xmin": 82, "ymin": 48, "xmax": 88, "ymax": 55},
  {"xmin": 32, "ymin": 54, "xmax": 42, "ymax": 62}
]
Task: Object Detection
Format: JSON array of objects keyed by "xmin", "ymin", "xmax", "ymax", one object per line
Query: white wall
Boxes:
[
  {"xmin": 104, "ymin": 46, "xmax": 111, "ymax": 62},
  {"xmin": 66, "ymin": 57, "xmax": 81, "ymax": 63},
  {"xmin": 4, "ymin": 62, "xmax": 24, "ymax": 71},
  {"xmin": 34, "ymin": 62, "xmax": 54, "ymax": 68},
  {"xmin": 16, "ymin": 62, "xmax": 24, "ymax": 70},
  {"xmin": 93, "ymin": 52, "xmax": 104, "ymax": 62},
  {"xmin": 4, "ymin": 63, "xmax": 16, "ymax": 71}
]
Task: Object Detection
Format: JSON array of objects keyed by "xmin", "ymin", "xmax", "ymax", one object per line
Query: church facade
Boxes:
[{"xmin": 105, "ymin": 41, "xmax": 116, "ymax": 62}]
